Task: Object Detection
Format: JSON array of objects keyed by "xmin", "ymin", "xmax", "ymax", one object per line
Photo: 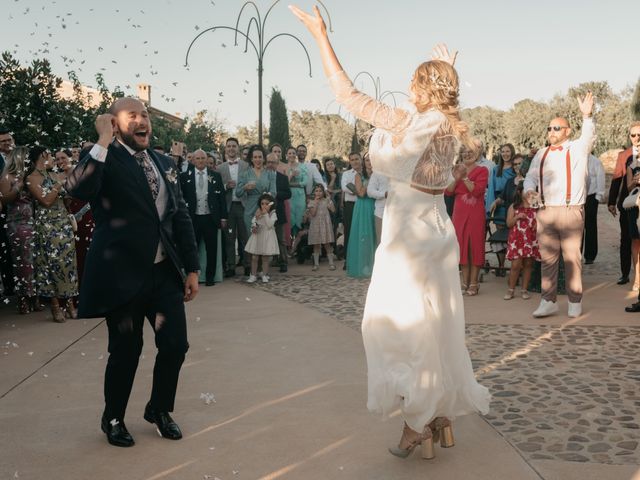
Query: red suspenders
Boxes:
[{"xmin": 538, "ymin": 146, "xmax": 572, "ymax": 206}]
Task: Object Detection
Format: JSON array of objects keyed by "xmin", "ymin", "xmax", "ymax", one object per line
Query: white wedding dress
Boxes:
[{"xmin": 329, "ymin": 70, "xmax": 490, "ymax": 431}]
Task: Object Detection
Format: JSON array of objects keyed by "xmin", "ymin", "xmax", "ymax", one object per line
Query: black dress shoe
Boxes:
[
  {"xmin": 205, "ymin": 280, "xmax": 215, "ymax": 286},
  {"xmin": 279, "ymin": 264, "xmax": 288, "ymax": 273},
  {"xmin": 625, "ymin": 302, "xmax": 640, "ymax": 313},
  {"xmin": 618, "ymin": 276, "xmax": 630, "ymax": 285},
  {"xmin": 143, "ymin": 403, "xmax": 182, "ymax": 440},
  {"xmin": 101, "ymin": 414, "xmax": 135, "ymax": 447}
]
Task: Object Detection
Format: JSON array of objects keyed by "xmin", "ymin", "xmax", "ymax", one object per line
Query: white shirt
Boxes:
[
  {"xmin": 228, "ymin": 160, "xmax": 240, "ymax": 201},
  {"xmin": 478, "ymin": 156, "xmax": 495, "ymax": 174},
  {"xmin": 195, "ymin": 168, "xmax": 211, "ymax": 215},
  {"xmin": 341, "ymin": 168, "xmax": 358, "ymax": 203},
  {"xmin": 90, "ymin": 141, "xmax": 168, "ymax": 263},
  {"xmin": 523, "ymin": 118, "xmax": 595, "ymax": 206},
  {"xmin": 367, "ymin": 172, "xmax": 389, "ymax": 219},
  {"xmin": 586, "ymin": 154, "xmax": 605, "ymax": 202},
  {"xmin": 302, "ymin": 162, "xmax": 326, "ymax": 195}
]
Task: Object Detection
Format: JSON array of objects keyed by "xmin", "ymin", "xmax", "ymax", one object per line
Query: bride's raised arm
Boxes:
[{"xmin": 290, "ymin": 5, "xmax": 411, "ymax": 135}]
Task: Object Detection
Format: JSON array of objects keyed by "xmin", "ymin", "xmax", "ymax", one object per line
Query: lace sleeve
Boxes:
[{"xmin": 328, "ymin": 70, "xmax": 411, "ymax": 135}]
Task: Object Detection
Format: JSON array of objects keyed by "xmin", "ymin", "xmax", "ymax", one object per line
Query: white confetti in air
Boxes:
[
  {"xmin": 27, "ymin": 352, "xmax": 34, "ymax": 356},
  {"xmin": 196, "ymin": 316, "xmax": 201, "ymax": 322},
  {"xmin": 43, "ymin": 374, "xmax": 48, "ymax": 378},
  {"xmin": 233, "ymin": 470, "xmax": 239, "ymax": 475},
  {"xmin": 245, "ymin": 297, "xmax": 251, "ymax": 301},
  {"xmin": 81, "ymin": 352, "xmax": 86, "ymax": 356},
  {"xmin": 209, "ymin": 446, "xmax": 215, "ymax": 451},
  {"xmin": 200, "ymin": 392, "xmax": 216, "ymax": 405}
]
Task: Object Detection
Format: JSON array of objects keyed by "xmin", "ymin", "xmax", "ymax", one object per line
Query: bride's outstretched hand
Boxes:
[
  {"xmin": 289, "ymin": 5, "xmax": 327, "ymax": 40},
  {"xmin": 431, "ymin": 43, "xmax": 458, "ymax": 67}
]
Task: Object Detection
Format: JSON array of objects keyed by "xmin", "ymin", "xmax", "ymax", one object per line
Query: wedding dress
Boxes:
[{"xmin": 329, "ymin": 70, "xmax": 490, "ymax": 431}]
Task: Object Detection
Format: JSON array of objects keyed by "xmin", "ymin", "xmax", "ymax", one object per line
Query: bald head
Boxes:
[
  {"xmin": 547, "ymin": 117, "xmax": 572, "ymax": 146},
  {"xmin": 109, "ymin": 97, "xmax": 152, "ymax": 152},
  {"xmin": 192, "ymin": 149, "xmax": 207, "ymax": 171}
]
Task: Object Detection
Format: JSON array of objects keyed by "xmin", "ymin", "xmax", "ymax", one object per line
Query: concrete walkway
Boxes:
[{"xmin": 1, "ymin": 205, "xmax": 640, "ymax": 479}]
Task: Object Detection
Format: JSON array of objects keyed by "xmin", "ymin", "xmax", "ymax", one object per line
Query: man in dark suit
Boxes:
[
  {"xmin": 0, "ymin": 129, "xmax": 15, "ymax": 296},
  {"xmin": 608, "ymin": 121, "xmax": 640, "ymax": 286},
  {"xmin": 180, "ymin": 149, "xmax": 228, "ymax": 285},
  {"xmin": 65, "ymin": 97, "xmax": 200, "ymax": 448},
  {"xmin": 266, "ymin": 152, "xmax": 292, "ymax": 272}
]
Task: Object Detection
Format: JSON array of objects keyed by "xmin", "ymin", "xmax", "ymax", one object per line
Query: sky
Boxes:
[{"xmin": 2, "ymin": 0, "xmax": 638, "ymax": 131}]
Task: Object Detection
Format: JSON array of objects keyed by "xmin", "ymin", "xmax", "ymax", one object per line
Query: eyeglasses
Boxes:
[
  {"xmin": 631, "ymin": 133, "xmax": 640, "ymax": 139},
  {"xmin": 547, "ymin": 126, "xmax": 569, "ymax": 132}
]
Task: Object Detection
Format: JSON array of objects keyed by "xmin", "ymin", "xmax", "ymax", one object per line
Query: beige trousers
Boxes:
[{"xmin": 536, "ymin": 206, "xmax": 585, "ymax": 303}]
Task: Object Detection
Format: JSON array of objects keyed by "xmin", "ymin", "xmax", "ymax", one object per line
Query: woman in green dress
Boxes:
[
  {"xmin": 285, "ymin": 146, "xmax": 308, "ymax": 236},
  {"xmin": 26, "ymin": 146, "xmax": 78, "ymax": 322},
  {"xmin": 235, "ymin": 144, "xmax": 277, "ymax": 235}
]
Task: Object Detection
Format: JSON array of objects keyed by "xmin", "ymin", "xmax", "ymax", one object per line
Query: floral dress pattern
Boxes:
[
  {"xmin": 33, "ymin": 171, "xmax": 78, "ymax": 298},
  {"xmin": 506, "ymin": 207, "xmax": 540, "ymax": 261},
  {"xmin": 308, "ymin": 198, "xmax": 335, "ymax": 245},
  {"xmin": 6, "ymin": 186, "xmax": 36, "ymax": 296}
]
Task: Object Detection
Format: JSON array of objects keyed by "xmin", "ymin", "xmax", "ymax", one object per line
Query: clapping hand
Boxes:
[
  {"xmin": 452, "ymin": 163, "xmax": 467, "ymax": 181},
  {"xmin": 577, "ymin": 91, "xmax": 594, "ymax": 118},
  {"xmin": 431, "ymin": 43, "xmax": 458, "ymax": 67}
]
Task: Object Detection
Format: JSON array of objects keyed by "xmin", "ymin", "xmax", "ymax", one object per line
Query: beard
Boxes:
[{"xmin": 119, "ymin": 129, "xmax": 150, "ymax": 152}]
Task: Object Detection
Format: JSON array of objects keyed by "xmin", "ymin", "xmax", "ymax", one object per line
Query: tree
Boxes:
[
  {"xmin": 462, "ymin": 106, "xmax": 507, "ymax": 158},
  {"xmin": 183, "ymin": 110, "xmax": 227, "ymax": 153},
  {"xmin": 504, "ymin": 99, "xmax": 551, "ymax": 152},
  {"xmin": 632, "ymin": 77, "xmax": 640, "ymax": 121},
  {"xmin": 289, "ymin": 110, "xmax": 353, "ymax": 160},
  {"xmin": 234, "ymin": 122, "xmax": 268, "ymax": 147},
  {"xmin": 268, "ymin": 87, "xmax": 290, "ymax": 151}
]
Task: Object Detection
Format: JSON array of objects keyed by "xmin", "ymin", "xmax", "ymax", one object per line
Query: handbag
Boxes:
[{"xmin": 623, "ymin": 187, "xmax": 640, "ymax": 210}]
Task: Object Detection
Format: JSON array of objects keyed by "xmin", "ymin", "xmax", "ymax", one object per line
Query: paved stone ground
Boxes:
[{"xmin": 246, "ymin": 274, "xmax": 640, "ymax": 466}]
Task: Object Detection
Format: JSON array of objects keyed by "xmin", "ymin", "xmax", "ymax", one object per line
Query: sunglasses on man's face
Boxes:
[
  {"xmin": 630, "ymin": 133, "xmax": 640, "ymax": 139},
  {"xmin": 547, "ymin": 126, "xmax": 569, "ymax": 132}
]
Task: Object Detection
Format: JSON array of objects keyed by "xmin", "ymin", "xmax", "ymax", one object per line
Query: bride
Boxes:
[{"xmin": 291, "ymin": 5, "xmax": 490, "ymax": 459}]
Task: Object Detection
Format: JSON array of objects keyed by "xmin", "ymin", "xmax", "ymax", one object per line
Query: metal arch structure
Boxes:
[{"xmin": 184, "ymin": 0, "xmax": 334, "ymax": 145}]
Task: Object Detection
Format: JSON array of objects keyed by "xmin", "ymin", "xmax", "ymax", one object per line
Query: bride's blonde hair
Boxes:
[{"xmin": 410, "ymin": 60, "xmax": 472, "ymax": 149}]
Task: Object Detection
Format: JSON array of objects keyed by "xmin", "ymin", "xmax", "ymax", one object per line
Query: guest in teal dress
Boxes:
[
  {"xmin": 236, "ymin": 144, "xmax": 277, "ymax": 234},
  {"xmin": 486, "ymin": 143, "xmax": 516, "ymax": 276},
  {"xmin": 346, "ymin": 154, "xmax": 376, "ymax": 278},
  {"xmin": 285, "ymin": 146, "xmax": 308, "ymax": 236}
]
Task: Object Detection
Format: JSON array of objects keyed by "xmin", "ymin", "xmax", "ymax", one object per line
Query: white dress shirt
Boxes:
[
  {"xmin": 478, "ymin": 156, "xmax": 495, "ymax": 174},
  {"xmin": 586, "ymin": 154, "xmax": 605, "ymax": 202},
  {"xmin": 341, "ymin": 168, "xmax": 358, "ymax": 203},
  {"xmin": 195, "ymin": 168, "xmax": 211, "ymax": 215},
  {"xmin": 523, "ymin": 118, "xmax": 595, "ymax": 206},
  {"xmin": 303, "ymin": 162, "xmax": 327, "ymax": 194},
  {"xmin": 90, "ymin": 141, "xmax": 168, "ymax": 263},
  {"xmin": 367, "ymin": 172, "xmax": 389, "ymax": 219},
  {"xmin": 228, "ymin": 161, "xmax": 240, "ymax": 201}
]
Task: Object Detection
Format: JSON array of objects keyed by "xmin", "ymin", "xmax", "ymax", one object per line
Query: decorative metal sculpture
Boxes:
[{"xmin": 185, "ymin": 0, "xmax": 333, "ymax": 145}]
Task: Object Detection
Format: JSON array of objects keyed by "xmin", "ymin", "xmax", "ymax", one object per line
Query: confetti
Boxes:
[{"xmin": 200, "ymin": 392, "xmax": 216, "ymax": 405}]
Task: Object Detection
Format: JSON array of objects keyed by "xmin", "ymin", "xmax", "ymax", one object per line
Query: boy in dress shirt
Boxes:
[{"xmin": 524, "ymin": 92, "xmax": 594, "ymax": 319}]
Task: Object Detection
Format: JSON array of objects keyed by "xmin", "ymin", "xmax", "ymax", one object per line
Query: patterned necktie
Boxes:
[
  {"xmin": 134, "ymin": 151, "xmax": 159, "ymax": 201},
  {"xmin": 198, "ymin": 170, "xmax": 205, "ymax": 190}
]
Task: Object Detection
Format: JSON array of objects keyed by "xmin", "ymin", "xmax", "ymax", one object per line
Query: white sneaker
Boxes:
[
  {"xmin": 532, "ymin": 299, "xmax": 558, "ymax": 318},
  {"xmin": 261, "ymin": 275, "xmax": 270, "ymax": 283},
  {"xmin": 568, "ymin": 301, "xmax": 582, "ymax": 318},
  {"xmin": 246, "ymin": 274, "xmax": 257, "ymax": 283}
]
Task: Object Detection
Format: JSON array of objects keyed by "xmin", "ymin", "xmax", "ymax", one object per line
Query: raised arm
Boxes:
[
  {"xmin": 290, "ymin": 5, "xmax": 410, "ymax": 134},
  {"xmin": 573, "ymin": 92, "xmax": 596, "ymax": 159}
]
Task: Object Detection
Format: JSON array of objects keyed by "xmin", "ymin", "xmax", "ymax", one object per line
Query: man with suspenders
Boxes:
[{"xmin": 523, "ymin": 92, "xmax": 595, "ymax": 318}]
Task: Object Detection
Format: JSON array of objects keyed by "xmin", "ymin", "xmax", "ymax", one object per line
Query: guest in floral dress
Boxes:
[
  {"xmin": 0, "ymin": 146, "xmax": 39, "ymax": 314},
  {"xmin": 307, "ymin": 184, "xmax": 336, "ymax": 271},
  {"xmin": 26, "ymin": 146, "xmax": 78, "ymax": 322},
  {"xmin": 504, "ymin": 184, "xmax": 540, "ymax": 300}
]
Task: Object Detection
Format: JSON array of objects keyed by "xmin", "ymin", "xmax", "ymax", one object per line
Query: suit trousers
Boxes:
[
  {"xmin": 618, "ymin": 208, "xmax": 632, "ymax": 278},
  {"xmin": 374, "ymin": 216, "xmax": 383, "ymax": 247},
  {"xmin": 224, "ymin": 202, "xmax": 248, "ymax": 270},
  {"xmin": 343, "ymin": 201, "xmax": 355, "ymax": 257},
  {"xmin": 103, "ymin": 260, "xmax": 188, "ymax": 420},
  {"xmin": 582, "ymin": 194, "xmax": 599, "ymax": 262},
  {"xmin": 194, "ymin": 214, "xmax": 219, "ymax": 283},
  {"xmin": 275, "ymin": 223, "xmax": 288, "ymax": 266},
  {"xmin": 537, "ymin": 206, "xmax": 585, "ymax": 303}
]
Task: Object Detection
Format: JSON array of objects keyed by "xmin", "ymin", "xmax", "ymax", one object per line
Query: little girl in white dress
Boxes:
[{"xmin": 244, "ymin": 193, "xmax": 280, "ymax": 283}]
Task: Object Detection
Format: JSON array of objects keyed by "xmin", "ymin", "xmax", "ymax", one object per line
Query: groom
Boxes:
[{"xmin": 65, "ymin": 97, "xmax": 200, "ymax": 447}]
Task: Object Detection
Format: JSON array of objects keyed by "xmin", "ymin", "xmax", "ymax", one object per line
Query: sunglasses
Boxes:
[
  {"xmin": 547, "ymin": 126, "xmax": 569, "ymax": 132},
  {"xmin": 631, "ymin": 134, "xmax": 640, "ymax": 139}
]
